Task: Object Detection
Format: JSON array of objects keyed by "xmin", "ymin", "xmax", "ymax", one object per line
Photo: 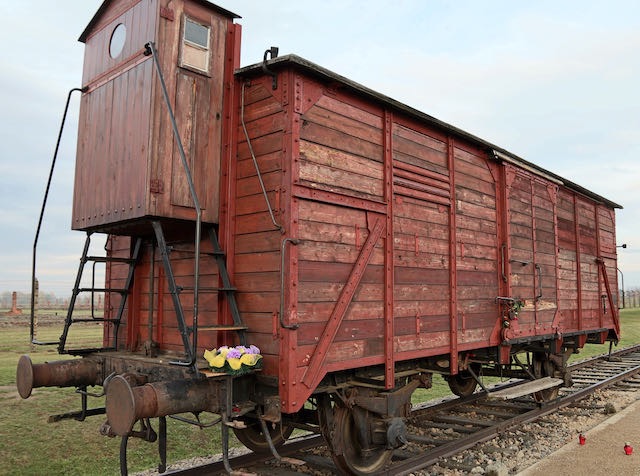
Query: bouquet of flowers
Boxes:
[{"xmin": 203, "ymin": 345, "xmax": 262, "ymax": 375}]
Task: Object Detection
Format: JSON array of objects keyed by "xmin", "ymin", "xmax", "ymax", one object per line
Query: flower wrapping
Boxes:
[{"xmin": 204, "ymin": 345, "xmax": 263, "ymax": 375}]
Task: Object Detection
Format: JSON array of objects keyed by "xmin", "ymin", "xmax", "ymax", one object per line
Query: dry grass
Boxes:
[{"xmin": 0, "ymin": 322, "xmax": 227, "ymax": 475}]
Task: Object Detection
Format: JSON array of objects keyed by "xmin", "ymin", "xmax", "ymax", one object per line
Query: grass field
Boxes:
[{"xmin": 1, "ymin": 309, "xmax": 639, "ymax": 475}]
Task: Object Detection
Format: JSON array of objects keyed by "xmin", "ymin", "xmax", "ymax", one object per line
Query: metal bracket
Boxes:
[{"xmin": 262, "ymin": 46, "xmax": 279, "ymax": 89}]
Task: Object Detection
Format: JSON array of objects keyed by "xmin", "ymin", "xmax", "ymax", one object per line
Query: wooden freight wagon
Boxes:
[
  {"xmin": 231, "ymin": 55, "xmax": 621, "ymax": 415},
  {"xmin": 18, "ymin": 2, "xmax": 622, "ymax": 474}
]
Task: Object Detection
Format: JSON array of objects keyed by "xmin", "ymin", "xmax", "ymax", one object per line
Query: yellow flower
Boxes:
[
  {"xmin": 227, "ymin": 357, "xmax": 242, "ymax": 370},
  {"xmin": 203, "ymin": 349, "xmax": 217, "ymax": 366},
  {"xmin": 240, "ymin": 353, "xmax": 262, "ymax": 366},
  {"xmin": 211, "ymin": 353, "xmax": 226, "ymax": 369}
]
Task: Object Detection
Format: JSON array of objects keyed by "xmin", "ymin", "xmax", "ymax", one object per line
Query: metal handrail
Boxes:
[
  {"xmin": 30, "ymin": 86, "xmax": 86, "ymax": 345},
  {"xmin": 241, "ymin": 81, "xmax": 284, "ymax": 233}
]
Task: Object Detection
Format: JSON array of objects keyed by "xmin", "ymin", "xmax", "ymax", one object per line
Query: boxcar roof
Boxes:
[
  {"xmin": 236, "ymin": 54, "xmax": 622, "ymax": 210},
  {"xmin": 79, "ymin": 0, "xmax": 240, "ymax": 43}
]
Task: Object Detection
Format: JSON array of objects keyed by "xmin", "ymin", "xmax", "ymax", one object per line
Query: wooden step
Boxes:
[{"xmin": 487, "ymin": 377, "xmax": 563, "ymax": 400}]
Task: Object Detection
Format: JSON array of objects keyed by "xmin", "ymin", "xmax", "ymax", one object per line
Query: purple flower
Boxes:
[
  {"xmin": 247, "ymin": 345, "xmax": 260, "ymax": 354},
  {"xmin": 226, "ymin": 348, "xmax": 242, "ymax": 359}
]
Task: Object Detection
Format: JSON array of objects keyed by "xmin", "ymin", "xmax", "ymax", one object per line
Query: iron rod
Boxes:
[
  {"xmin": 30, "ymin": 87, "xmax": 85, "ymax": 345},
  {"xmin": 146, "ymin": 42, "xmax": 201, "ymax": 367}
]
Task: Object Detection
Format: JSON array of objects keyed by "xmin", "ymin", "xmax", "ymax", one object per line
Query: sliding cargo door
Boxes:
[{"xmin": 505, "ymin": 168, "xmax": 558, "ymax": 335}]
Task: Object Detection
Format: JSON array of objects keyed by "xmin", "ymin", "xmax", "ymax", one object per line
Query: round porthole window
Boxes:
[{"xmin": 109, "ymin": 23, "xmax": 126, "ymax": 58}]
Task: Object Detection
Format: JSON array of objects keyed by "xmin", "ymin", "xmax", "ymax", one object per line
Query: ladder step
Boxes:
[
  {"xmin": 85, "ymin": 256, "xmax": 136, "ymax": 264},
  {"xmin": 71, "ymin": 318, "xmax": 121, "ymax": 323},
  {"xmin": 177, "ymin": 286, "xmax": 219, "ymax": 292},
  {"xmin": 198, "ymin": 325, "xmax": 248, "ymax": 331},
  {"xmin": 176, "ymin": 286, "xmax": 237, "ymax": 292},
  {"xmin": 76, "ymin": 287, "xmax": 129, "ymax": 294},
  {"xmin": 31, "ymin": 339, "xmax": 59, "ymax": 346},
  {"xmin": 58, "ymin": 235, "xmax": 142, "ymax": 355}
]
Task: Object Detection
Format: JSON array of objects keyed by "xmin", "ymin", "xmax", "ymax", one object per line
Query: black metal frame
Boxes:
[
  {"xmin": 59, "ymin": 234, "xmax": 142, "ymax": 354},
  {"xmin": 30, "ymin": 86, "xmax": 86, "ymax": 345}
]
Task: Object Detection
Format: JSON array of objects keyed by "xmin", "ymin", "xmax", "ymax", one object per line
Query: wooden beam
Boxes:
[{"xmin": 301, "ymin": 216, "xmax": 385, "ymax": 389}]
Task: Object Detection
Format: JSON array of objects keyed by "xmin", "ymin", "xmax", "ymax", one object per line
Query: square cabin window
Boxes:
[{"xmin": 180, "ymin": 17, "xmax": 210, "ymax": 74}]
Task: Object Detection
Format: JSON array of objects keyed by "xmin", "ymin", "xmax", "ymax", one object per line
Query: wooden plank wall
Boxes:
[
  {"xmin": 507, "ymin": 172, "xmax": 536, "ymax": 329},
  {"xmin": 576, "ymin": 197, "xmax": 601, "ymax": 329},
  {"xmin": 506, "ymin": 171, "xmax": 559, "ymax": 333},
  {"xmin": 229, "ymin": 68, "xmax": 619, "ymax": 397},
  {"xmin": 391, "ymin": 122, "xmax": 451, "ymax": 354},
  {"xmin": 597, "ymin": 205, "xmax": 619, "ymax": 313},
  {"xmin": 140, "ymin": 240, "xmax": 220, "ymax": 353},
  {"xmin": 105, "ymin": 236, "xmax": 131, "ymax": 348},
  {"xmin": 297, "ymin": 93, "xmax": 386, "ymax": 365},
  {"xmin": 454, "ymin": 146, "xmax": 500, "ymax": 342},
  {"xmin": 597, "ymin": 204, "xmax": 619, "ymax": 334},
  {"xmin": 106, "ymin": 235, "xmax": 221, "ymax": 354},
  {"xmin": 76, "ymin": 0, "xmax": 230, "ymax": 230},
  {"xmin": 532, "ymin": 181, "xmax": 558, "ymax": 330},
  {"xmin": 73, "ymin": 59, "xmax": 153, "ymax": 230},
  {"xmin": 554, "ymin": 190, "xmax": 619, "ymax": 333},
  {"xmin": 74, "ymin": 0, "xmax": 157, "ymax": 230},
  {"xmin": 81, "ymin": 0, "xmax": 157, "ymax": 85},
  {"xmin": 232, "ymin": 80, "xmax": 286, "ymax": 374},
  {"xmin": 557, "ymin": 189, "xmax": 579, "ymax": 326}
]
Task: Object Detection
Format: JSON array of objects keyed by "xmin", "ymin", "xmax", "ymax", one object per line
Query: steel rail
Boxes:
[
  {"xmin": 160, "ymin": 344, "xmax": 640, "ymax": 476},
  {"xmin": 385, "ymin": 346, "xmax": 640, "ymax": 475},
  {"xmin": 162, "ymin": 434, "xmax": 323, "ymax": 475}
]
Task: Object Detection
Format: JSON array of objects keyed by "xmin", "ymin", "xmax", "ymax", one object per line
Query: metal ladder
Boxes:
[
  {"xmin": 144, "ymin": 41, "xmax": 247, "ymax": 370},
  {"xmin": 152, "ymin": 221, "xmax": 247, "ymax": 369},
  {"xmin": 201, "ymin": 226, "xmax": 247, "ymax": 345},
  {"xmin": 58, "ymin": 233, "xmax": 142, "ymax": 354}
]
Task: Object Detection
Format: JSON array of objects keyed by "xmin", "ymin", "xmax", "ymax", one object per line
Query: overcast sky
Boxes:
[{"xmin": 0, "ymin": 0, "xmax": 638, "ymax": 296}]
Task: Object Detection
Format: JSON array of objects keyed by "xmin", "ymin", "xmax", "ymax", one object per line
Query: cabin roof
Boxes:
[
  {"xmin": 237, "ymin": 54, "xmax": 622, "ymax": 209},
  {"xmin": 79, "ymin": 0, "xmax": 240, "ymax": 43}
]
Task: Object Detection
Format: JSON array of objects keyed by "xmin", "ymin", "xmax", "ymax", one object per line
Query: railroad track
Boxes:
[{"xmin": 162, "ymin": 344, "xmax": 640, "ymax": 476}]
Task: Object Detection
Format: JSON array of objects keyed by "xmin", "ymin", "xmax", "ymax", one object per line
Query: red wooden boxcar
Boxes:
[
  {"xmin": 18, "ymin": 1, "xmax": 621, "ymax": 474},
  {"xmin": 232, "ymin": 55, "xmax": 621, "ymax": 415}
]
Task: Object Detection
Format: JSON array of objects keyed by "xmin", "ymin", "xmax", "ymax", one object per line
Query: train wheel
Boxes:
[
  {"xmin": 232, "ymin": 419, "xmax": 294, "ymax": 454},
  {"xmin": 532, "ymin": 354, "xmax": 560, "ymax": 402},
  {"xmin": 447, "ymin": 364, "xmax": 480, "ymax": 397},
  {"xmin": 318, "ymin": 395, "xmax": 392, "ymax": 475}
]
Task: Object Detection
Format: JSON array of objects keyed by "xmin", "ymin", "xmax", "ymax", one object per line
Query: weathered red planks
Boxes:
[
  {"xmin": 94, "ymin": 45, "xmax": 619, "ymax": 418},
  {"xmin": 74, "ymin": 0, "xmax": 234, "ymax": 231}
]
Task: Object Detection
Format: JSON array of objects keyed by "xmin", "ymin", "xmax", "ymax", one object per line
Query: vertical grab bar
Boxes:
[
  {"xmin": 500, "ymin": 243, "xmax": 507, "ymax": 282},
  {"xmin": 535, "ymin": 264, "xmax": 543, "ymax": 301}
]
